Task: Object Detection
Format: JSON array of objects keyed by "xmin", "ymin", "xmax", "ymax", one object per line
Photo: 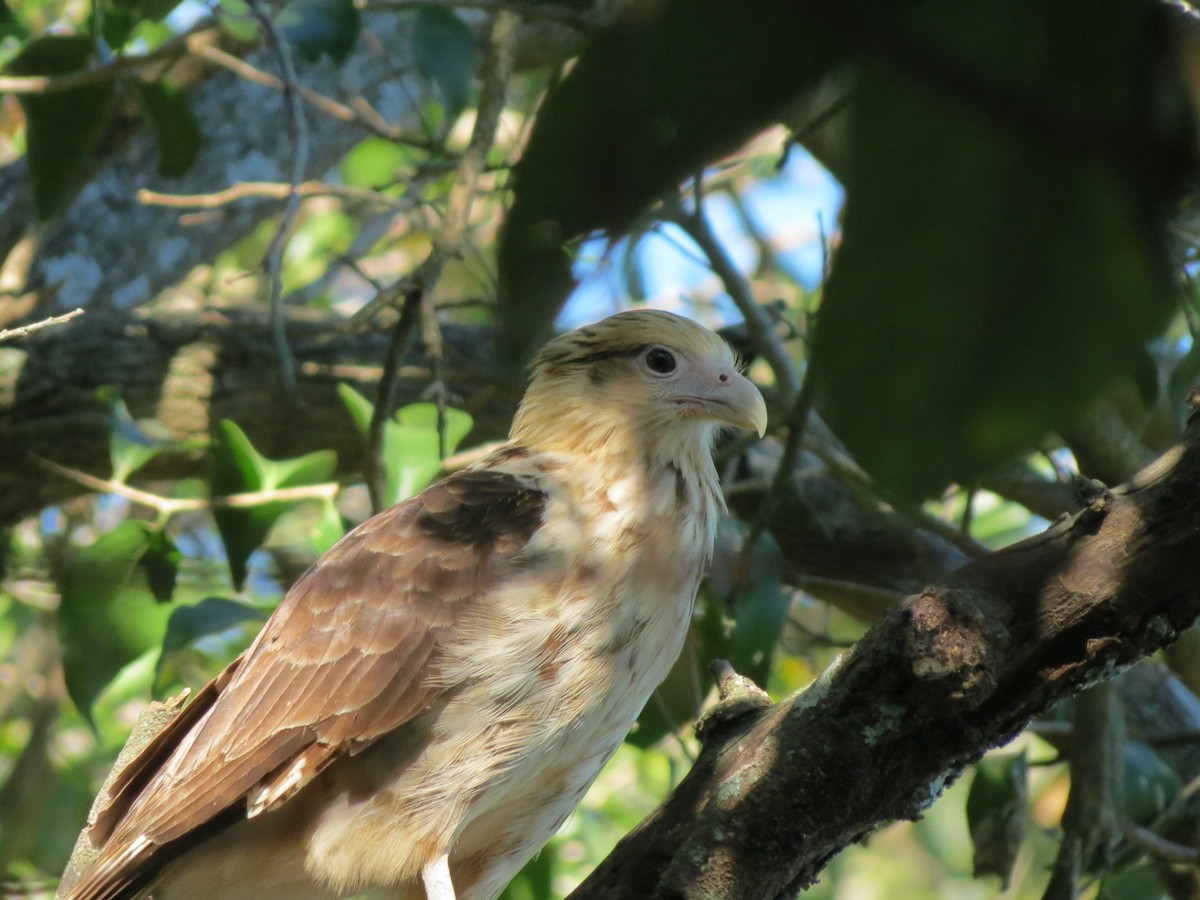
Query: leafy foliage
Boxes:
[
  {"xmin": 1, "ymin": 0, "xmax": 1199, "ymax": 895},
  {"xmin": 209, "ymin": 420, "xmax": 338, "ymax": 590},
  {"xmin": 812, "ymin": 0, "xmax": 1192, "ymax": 496},
  {"xmin": 5, "ymin": 35, "xmax": 115, "ymax": 220},
  {"xmin": 339, "ymin": 386, "xmax": 474, "ymax": 506},
  {"xmin": 57, "ymin": 521, "xmax": 175, "ymax": 726},
  {"xmin": 278, "ymin": 0, "xmax": 361, "ymax": 63}
]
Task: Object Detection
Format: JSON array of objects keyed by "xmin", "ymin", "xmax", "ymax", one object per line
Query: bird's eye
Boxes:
[{"xmin": 644, "ymin": 347, "xmax": 676, "ymax": 375}]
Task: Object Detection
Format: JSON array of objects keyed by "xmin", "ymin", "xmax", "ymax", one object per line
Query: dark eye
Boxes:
[{"xmin": 645, "ymin": 347, "xmax": 677, "ymax": 374}]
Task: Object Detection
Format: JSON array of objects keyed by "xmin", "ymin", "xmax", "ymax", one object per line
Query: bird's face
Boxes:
[{"xmin": 512, "ymin": 310, "xmax": 768, "ymax": 455}]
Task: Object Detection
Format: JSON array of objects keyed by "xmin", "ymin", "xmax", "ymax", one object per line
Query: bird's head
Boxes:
[{"xmin": 511, "ymin": 310, "xmax": 768, "ymax": 459}]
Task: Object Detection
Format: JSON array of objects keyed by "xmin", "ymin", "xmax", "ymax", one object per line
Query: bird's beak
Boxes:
[{"xmin": 678, "ymin": 365, "xmax": 768, "ymax": 437}]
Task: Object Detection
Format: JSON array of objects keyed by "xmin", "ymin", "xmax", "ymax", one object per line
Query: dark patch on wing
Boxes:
[
  {"xmin": 417, "ymin": 470, "xmax": 545, "ymax": 553},
  {"xmin": 68, "ymin": 467, "xmax": 549, "ymax": 900}
]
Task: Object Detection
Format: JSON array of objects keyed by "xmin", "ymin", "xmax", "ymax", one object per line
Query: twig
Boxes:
[
  {"xmin": 0, "ymin": 27, "xmax": 206, "ymax": 94},
  {"xmin": 137, "ymin": 182, "xmax": 399, "ymax": 209},
  {"xmin": 1122, "ymin": 820, "xmax": 1200, "ymax": 865},
  {"xmin": 34, "ymin": 455, "xmax": 338, "ymax": 516},
  {"xmin": 668, "ymin": 183, "xmax": 801, "ymax": 403},
  {"xmin": 0, "ymin": 307, "xmax": 84, "ymax": 343},
  {"xmin": 367, "ymin": 291, "xmax": 423, "ymax": 512},
  {"xmin": 190, "ymin": 40, "xmax": 437, "ymax": 152},
  {"xmin": 356, "ymin": 10, "xmax": 520, "ymax": 472},
  {"xmin": 245, "ymin": 0, "xmax": 308, "ymax": 391},
  {"xmin": 746, "ymin": 361, "xmax": 819, "ymax": 547}
]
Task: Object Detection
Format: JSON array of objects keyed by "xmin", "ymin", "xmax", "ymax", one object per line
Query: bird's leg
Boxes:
[{"xmin": 420, "ymin": 854, "xmax": 456, "ymax": 900}]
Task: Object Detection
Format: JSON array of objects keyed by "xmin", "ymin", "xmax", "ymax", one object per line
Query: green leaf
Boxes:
[
  {"xmin": 1120, "ymin": 740, "xmax": 1182, "ymax": 828},
  {"xmin": 97, "ymin": 0, "xmax": 184, "ymax": 47},
  {"xmin": 209, "ymin": 420, "xmax": 338, "ymax": 590},
  {"xmin": 6, "ymin": 36, "xmax": 115, "ymax": 220},
  {"xmin": 811, "ymin": 0, "xmax": 1192, "ymax": 497},
  {"xmin": 99, "ymin": 387, "xmax": 177, "ymax": 483},
  {"xmin": 966, "ymin": 751, "xmax": 1028, "ymax": 888},
  {"xmin": 497, "ymin": 0, "xmax": 844, "ymax": 358},
  {"xmin": 310, "ymin": 497, "xmax": 346, "ymax": 556},
  {"xmin": 132, "ymin": 79, "xmax": 202, "ymax": 178},
  {"xmin": 57, "ymin": 521, "xmax": 174, "ymax": 725},
  {"xmin": 278, "ymin": 0, "xmax": 361, "ymax": 63},
  {"xmin": 411, "ymin": 6, "xmax": 476, "ymax": 123},
  {"xmin": 700, "ymin": 520, "xmax": 789, "ymax": 688},
  {"xmin": 339, "ymin": 136, "xmax": 412, "ymax": 189},
  {"xmin": 388, "ymin": 404, "xmax": 473, "ymax": 503},
  {"xmin": 338, "ymin": 386, "xmax": 474, "ymax": 506},
  {"xmin": 138, "ymin": 528, "xmax": 181, "ymax": 603},
  {"xmin": 154, "ymin": 596, "xmax": 265, "ymax": 690}
]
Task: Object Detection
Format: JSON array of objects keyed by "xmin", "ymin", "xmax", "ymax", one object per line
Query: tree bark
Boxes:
[
  {"xmin": 568, "ymin": 393, "xmax": 1200, "ymax": 900},
  {"xmin": 0, "ymin": 10, "xmax": 585, "ymax": 321},
  {"xmin": 0, "ymin": 309, "xmax": 522, "ymax": 525}
]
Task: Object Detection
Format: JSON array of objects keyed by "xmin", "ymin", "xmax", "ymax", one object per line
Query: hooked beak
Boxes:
[{"xmin": 676, "ymin": 364, "xmax": 768, "ymax": 437}]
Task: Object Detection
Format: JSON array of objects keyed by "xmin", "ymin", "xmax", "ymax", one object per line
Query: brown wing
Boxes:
[{"xmin": 68, "ymin": 467, "xmax": 547, "ymax": 900}]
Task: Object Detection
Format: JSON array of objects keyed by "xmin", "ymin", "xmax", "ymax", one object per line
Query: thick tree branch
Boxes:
[{"xmin": 570, "ymin": 394, "xmax": 1200, "ymax": 899}]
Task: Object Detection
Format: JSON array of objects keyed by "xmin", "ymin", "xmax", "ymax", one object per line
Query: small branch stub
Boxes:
[{"xmin": 695, "ymin": 659, "xmax": 774, "ymax": 742}]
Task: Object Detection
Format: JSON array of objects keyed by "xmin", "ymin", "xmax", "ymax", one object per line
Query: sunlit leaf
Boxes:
[
  {"xmin": 209, "ymin": 420, "xmax": 337, "ymax": 590},
  {"xmin": 338, "ymin": 386, "xmax": 474, "ymax": 506},
  {"xmin": 6, "ymin": 36, "xmax": 115, "ymax": 220},
  {"xmin": 57, "ymin": 521, "xmax": 173, "ymax": 725},
  {"xmin": 98, "ymin": 387, "xmax": 178, "ymax": 484}
]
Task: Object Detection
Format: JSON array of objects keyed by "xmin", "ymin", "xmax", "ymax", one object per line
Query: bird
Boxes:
[{"xmin": 60, "ymin": 309, "xmax": 768, "ymax": 900}]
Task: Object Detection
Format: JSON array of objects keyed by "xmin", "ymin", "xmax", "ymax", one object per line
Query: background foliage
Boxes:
[{"xmin": 0, "ymin": 0, "xmax": 1199, "ymax": 897}]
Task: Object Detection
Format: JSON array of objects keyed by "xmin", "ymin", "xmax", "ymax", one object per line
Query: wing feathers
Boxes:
[{"xmin": 69, "ymin": 466, "xmax": 547, "ymax": 900}]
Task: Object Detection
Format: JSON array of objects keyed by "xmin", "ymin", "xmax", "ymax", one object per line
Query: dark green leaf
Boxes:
[
  {"xmin": 139, "ymin": 528, "xmax": 181, "ymax": 603},
  {"xmin": 1097, "ymin": 865, "xmax": 1170, "ymax": 900},
  {"xmin": 154, "ymin": 596, "xmax": 265, "ymax": 689},
  {"xmin": 497, "ymin": 0, "xmax": 844, "ymax": 359},
  {"xmin": 57, "ymin": 521, "xmax": 173, "ymax": 725},
  {"xmin": 812, "ymin": 0, "xmax": 1192, "ymax": 497},
  {"xmin": 411, "ymin": 6, "xmax": 476, "ymax": 123},
  {"xmin": 6, "ymin": 36, "xmax": 115, "ymax": 220},
  {"xmin": 209, "ymin": 420, "xmax": 337, "ymax": 590},
  {"xmin": 278, "ymin": 0, "xmax": 361, "ymax": 63},
  {"xmin": 1120, "ymin": 740, "xmax": 1182, "ymax": 828},
  {"xmin": 966, "ymin": 751, "xmax": 1028, "ymax": 888},
  {"xmin": 724, "ymin": 538, "xmax": 788, "ymax": 690},
  {"xmin": 132, "ymin": 79, "xmax": 202, "ymax": 178}
]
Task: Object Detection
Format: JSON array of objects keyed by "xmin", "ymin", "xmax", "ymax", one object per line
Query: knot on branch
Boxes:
[{"xmin": 903, "ymin": 588, "xmax": 1009, "ymax": 710}]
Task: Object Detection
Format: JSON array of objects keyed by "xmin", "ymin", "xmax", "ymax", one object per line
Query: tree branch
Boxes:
[{"xmin": 570, "ymin": 393, "xmax": 1200, "ymax": 899}]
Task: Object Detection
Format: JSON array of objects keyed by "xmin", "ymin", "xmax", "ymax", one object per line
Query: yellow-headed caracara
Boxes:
[{"xmin": 61, "ymin": 309, "xmax": 768, "ymax": 900}]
